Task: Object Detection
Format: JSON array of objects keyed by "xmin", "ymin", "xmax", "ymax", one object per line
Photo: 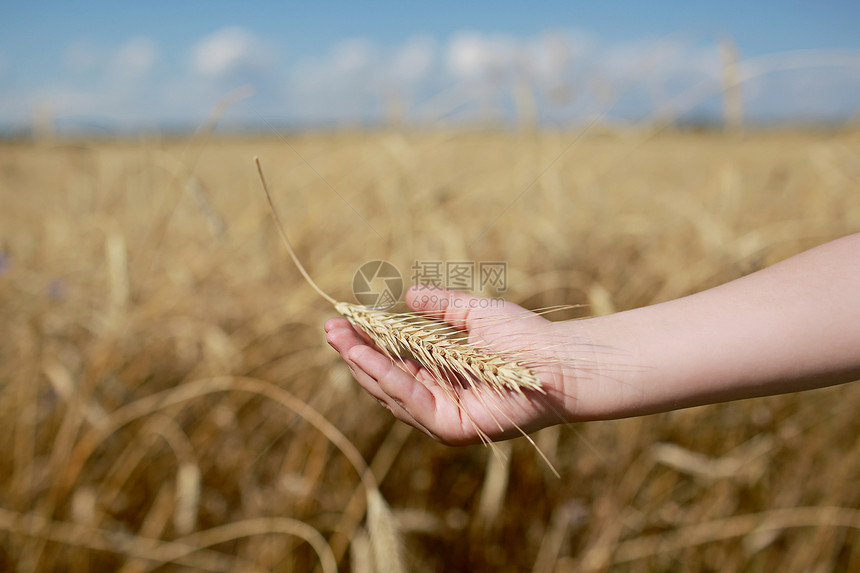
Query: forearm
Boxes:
[{"xmin": 573, "ymin": 233, "xmax": 860, "ymax": 420}]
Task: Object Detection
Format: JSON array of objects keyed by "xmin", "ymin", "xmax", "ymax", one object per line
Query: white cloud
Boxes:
[
  {"xmin": 331, "ymin": 38, "xmax": 377, "ymax": 76},
  {"xmin": 62, "ymin": 36, "xmax": 158, "ymax": 82},
  {"xmin": 287, "ymin": 36, "xmax": 440, "ymax": 123},
  {"xmin": 391, "ymin": 35, "xmax": 436, "ymax": 84},
  {"xmin": 6, "ymin": 36, "xmax": 164, "ymax": 130},
  {"xmin": 447, "ymin": 32, "xmax": 521, "ymax": 81},
  {"xmin": 2, "ymin": 27, "xmax": 858, "ymax": 132},
  {"xmin": 192, "ymin": 27, "xmax": 272, "ymax": 78},
  {"xmin": 529, "ymin": 32, "xmax": 577, "ymax": 85},
  {"xmin": 109, "ymin": 37, "xmax": 158, "ymax": 82}
]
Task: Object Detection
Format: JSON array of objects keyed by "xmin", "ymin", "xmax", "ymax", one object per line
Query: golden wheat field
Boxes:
[{"xmin": 1, "ymin": 127, "xmax": 859, "ymax": 572}]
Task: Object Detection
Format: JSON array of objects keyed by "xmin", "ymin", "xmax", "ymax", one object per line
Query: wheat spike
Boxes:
[{"xmin": 335, "ymin": 302, "xmax": 542, "ymax": 394}]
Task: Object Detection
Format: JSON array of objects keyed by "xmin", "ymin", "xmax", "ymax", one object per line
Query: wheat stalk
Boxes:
[
  {"xmin": 253, "ymin": 155, "xmax": 562, "ymax": 491},
  {"xmin": 254, "ymin": 157, "xmax": 544, "ymax": 399}
]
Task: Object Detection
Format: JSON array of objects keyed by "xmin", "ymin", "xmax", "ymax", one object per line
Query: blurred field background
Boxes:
[{"xmin": 1, "ymin": 121, "xmax": 859, "ymax": 571}]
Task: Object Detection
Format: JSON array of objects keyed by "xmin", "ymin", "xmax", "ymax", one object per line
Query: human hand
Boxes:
[
  {"xmin": 330, "ymin": 234, "xmax": 860, "ymax": 443},
  {"xmin": 325, "ymin": 287, "xmax": 577, "ymax": 445}
]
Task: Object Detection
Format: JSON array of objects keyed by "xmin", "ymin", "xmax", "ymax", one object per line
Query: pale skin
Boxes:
[{"xmin": 325, "ymin": 233, "xmax": 860, "ymax": 445}]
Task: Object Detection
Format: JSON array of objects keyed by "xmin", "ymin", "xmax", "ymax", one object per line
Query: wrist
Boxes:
[{"xmin": 550, "ymin": 311, "xmax": 651, "ymax": 423}]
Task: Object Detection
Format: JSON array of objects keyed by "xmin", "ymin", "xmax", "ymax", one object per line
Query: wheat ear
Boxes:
[{"xmin": 254, "ymin": 157, "xmax": 543, "ymax": 397}]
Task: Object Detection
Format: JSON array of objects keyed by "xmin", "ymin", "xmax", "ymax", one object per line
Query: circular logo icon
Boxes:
[{"xmin": 352, "ymin": 260, "xmax": 403, "ymax": 309}]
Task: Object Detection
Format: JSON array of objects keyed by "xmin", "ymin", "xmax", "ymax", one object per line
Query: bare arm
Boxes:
[
  {"xmin": 572, "ymin": 232, "xmax": 860, "ymax": 420},
  {"xmin": 327, "ymin": 234, "xmax": 860, "ymax": 442}
]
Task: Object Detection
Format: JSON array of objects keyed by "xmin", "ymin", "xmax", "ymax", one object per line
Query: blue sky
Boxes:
[{"xmin": 1, "ymin": 1, "xmax": 859, "ymax": 131}]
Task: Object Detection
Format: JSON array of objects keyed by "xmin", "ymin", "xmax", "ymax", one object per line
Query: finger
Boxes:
[
  {"xmin": 325, "ymin": 320, "xmax": 366, "ymax": 356},
  {"xmin": 327, "ymin": 322, "xmax": 396, "ymax": 386},
  {"xmin": 325, "ymin": 325, "xmax": 369, "ymax": 384},
  {"xmin": 328, "ymin": 320, "xmax": 426, "ymax": 413},
  {"xmin": 349, "ymin": 345, "xmax": 442, "ymax": 430},
  {"xmin": 348, "ymin": 346, "xmax": 434, "ymax": 411},
  {"xmin": 346, "ymin": 345, "xmax": 441, "ymax": 437},
  {"xmin": 325, "ymin": 316, "xmax": 377, "ymax": 347},
  {"xmin": 324, "ymin": 317, "xmax": 347, "ymax": 332},
  {"xmin": 343, "ymin": 347, "xmax": 396, "ymax": 404}
]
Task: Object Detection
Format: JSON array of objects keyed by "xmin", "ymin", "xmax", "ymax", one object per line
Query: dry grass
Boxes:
[{"xmin": 1, "ymin": 127, "xmax": 859, "ymax": 571}]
